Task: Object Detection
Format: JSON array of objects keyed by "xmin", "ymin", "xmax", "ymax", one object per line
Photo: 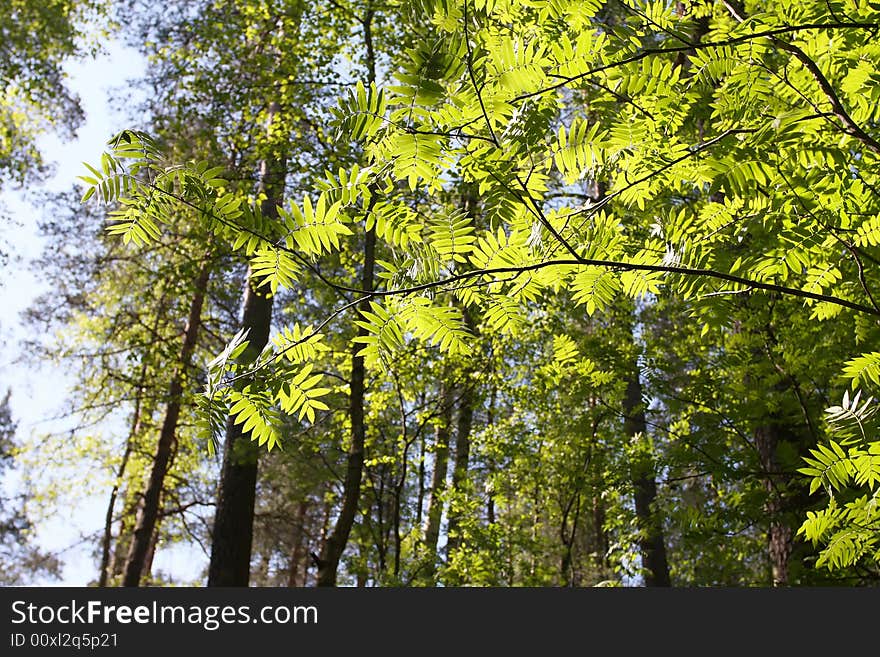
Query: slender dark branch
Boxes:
[
  {"xmin": 616, "ymin": 0, "xmax": 695, "ymax": 48},
  {"xmin": 772, "ymin": 38, "xmax": 880, "ymax": 154},
  {"xmin": 770, "ymin": 163, "xmax": 880, "ymax": 314},
  {"xmin": 547, "ymin": 128, "xmax": 754, "ymax": 256},
  {"xmin": 587, "ymin": 76, "xmax": 656, "ymax": 121},
  {"xmin": 461, "ymin": 0, "xmax": 582, "ymax": 261},
  {"xmin": 139, "ymin": 179, "xmax": 351, "ymax": 298},
  {"xmin": 721, "ymin": 1, "xmax": 880, "ymax": 154},
  {"xmin": 462, "ymin": 0, "xmax": 499, "ymax": 147},
  {"xmin": 512, "ymin": 22, "xmax": 880, "ymax": 103},
  {"xmin": 224, "ymin": 255, "xmax": 880, "ymax": 388},
  {"xmin": 135, "ymin": 175, "xmax": 880, "ymax": 341},
  {"xmin": 407, "ymin": 126, "xmax": 495, "ymax": 144}
]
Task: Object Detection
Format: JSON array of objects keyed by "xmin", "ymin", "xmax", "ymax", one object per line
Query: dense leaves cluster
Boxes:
[{"xmin": 27, "ymin": 0, "xmax": 880, "ymax": 584}]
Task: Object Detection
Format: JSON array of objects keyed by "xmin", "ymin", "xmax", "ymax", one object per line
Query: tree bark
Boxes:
[
  {"xmin": 98, "ymin": 383, "xmax": 143, "ymax": 587},
  {"xmin": 421, "ymin": 385, "xmax": 452, "ymax": 580},
  {"xmin": 100, "ymin": 288, "xmax": 169, "ymax": 587},
  {"xmin": 754, "ymin": 423, "xmax": 792, "ymax": 586},
  {"xmin": 316, "ymin": 221, "xmax": 375, "ymax": 586},
  {"xmin": 416, "ymin": 433, "xmax": 426, "ymax": 528},
  {"xmin": 623, "ymin": 370, "xmax": 671, "ymax": 587},
  {"xmin": 208, "ymin": 100, "xmax": 286, "ymax": 586},
  {"xmin": 444, "ymin": 192, "xmax": 479, "ymax": 563},
  {"xmin": 592, "ymin": 495, "xmax": 609, "ymax": 573},
  {"xmin": 141, "ymin": 515, "xmax": 160, "ymax": 584},
  {"xmin": 108, "ymin": 497, "xmax": 136, "ymax": 582},
  {"xmin": 287, "ymin": 499, "xmax": 310, "ymax": 587},
  {"xmin": 316, "ymin": 6, "xmax": 377, "ymax": 589},
  {"xmin": 122, "ymin": 257, "xmax": 211, "ymax": 586},
  {"xmin": 445, "ymin": 376, "xmax": 474, "ymax": 560},
  {"xmin": 207, "ymin": 275, "xmax": 273, "ymax": 586}
]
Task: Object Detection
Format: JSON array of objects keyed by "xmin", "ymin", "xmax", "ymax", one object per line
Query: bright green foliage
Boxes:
[
  {"xmin": 798, "ymin": 390, "xmax": 880, "ymax": 571},
  {"xmin": 84, "ymin": 0, "xmax": 880, "ymax": 581},
  {"xmin": 0, "ymin": 0, "xmax": 105, "ymax": 187},
  {"xmin": 198, "ymin": 319, "xmax": 332, "ymax": 453},
  {"xmin": 229, "ymin": 388, "xmax": 283, "ymax": 451}
]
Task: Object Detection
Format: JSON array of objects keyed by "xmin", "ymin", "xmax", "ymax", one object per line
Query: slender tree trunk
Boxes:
[
  {"xmin": 123, "ymin": 258, "xmax": 212, "ymax": 586},
  {"xmin": 287, "ymin": 499, "xmax": 309, "ymax": 587},
  {"xmin": 206, "ymin": 280, "xmax": 272, "ymax": 586},
  {"xmin": 560, "ymin": 495, "xmax": 581, "ymax": 587},
  {"xmin": 108, "ymin": 497, "xmax": 135, "ymax": 581},
  {"xmin": 444, "ymin": 187, "xmax": 479, "ymax": 561},
  {"xmin": 141, "ymin": 516, "xmax": 161, "ymax": 584},
  {"xmin": 374, "ymin": 466, "xmax": 387, "ymax": 575},
  {"xmin": 486, "ymin": 385, "xmax": 497, "ymax": 526},
  {"xmin": 98, "ymin": 385, "xmax": 143, "ymax": 587},
  {"xmin": 316, "ymin": 7, "xmax": 376, "ymax": 588},
  {"xmin": 445, "ymin": 376, "xmax": 474, "ymax": 559},
  {"xmin": 393, "ymin": 461, "xmax": 405, "ymax": 580},
  {"xmin": 593, "ymin": 495, "xmax": 609, "ymax": 572},
  {"xmin": 623, "ymin": 371, "xmax": 671, "ymax": 587},
  {"xmin": 100, "ymin": 288, "xmax": 170, "ymax": 587},
  {"xmin": 208, "ymin": 101, "xmax": 286, "ymax": 586},
  {"xmin": 316, "ymin": 215, "xmax": 373, "ymax": 585},
  {"xmin": 421, "ymin": 386, "xmax": 452, "ymax": 580},
  {"xmin": 754, "ymin": 423, "xmax": 792, "ymax": 586},
  {"xmin": 416, "ymin": 433, "xmax": 426, "ymax": 528}
]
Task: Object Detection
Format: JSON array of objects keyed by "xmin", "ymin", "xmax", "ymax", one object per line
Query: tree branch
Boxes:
[{"xmin": 772, "ymin": 38, "xmax": 880, "ymax": 154}]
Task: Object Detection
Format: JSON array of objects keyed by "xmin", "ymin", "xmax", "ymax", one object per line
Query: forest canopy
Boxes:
[{"xmin": 4, "ymin": 0, "xmax": 880, "ymax": 587}]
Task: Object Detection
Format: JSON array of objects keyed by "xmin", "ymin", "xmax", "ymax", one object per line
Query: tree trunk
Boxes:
[
  {"xmin": 316, "ymin": 216, "xmax": 375, "ymax": 586},
  {"xmin": 206, "ymin": 283, "xmax": 272, "ymax": 586},
  {"xmin": 486, "ymin": 385, "xmax": 497, "ymax": 526},
  {"xmin": 623, "ymin": 371, "xmax": 671, "ymax": 587},
  {"xmin": 416, "ymin": 433, "xmax": 426, "ymax": 528},
  {"xmin": 287, "ymin": 499, "xmax": 309, "ymax": 587},
  {"xmin": 754, "ymin": 423, "xmax": 792, "ymax": 586},
  {"xmin": 445, "ymin": 376, "xmax": 474, "ymax": 560},
  {"xmin": 444, "ymin": 185, "xmax": 479, "ymax": 561},
  {"xmin": 141, "ymin": 515, "xmax": 161, "ymax": 584},
  {"xmin": 208, "ymin": 102, "xmax": 286, "ymax": 586},
  {"xmin": 316, "ymin": 7, "xmax": 376, "ymax": 589},
  {"xmin": 100, "ymin": 289, "xmax": 169, "ymax": 587},
  {"xmin": 421, "ymin": 385, "xmax": 452, "ymax": 581},
  {"xmin": 592, "ymin": 495, "xmax": 609, "ymax": 573},
  {"xmin": 122, "ymin": 257, "xmax": 211, "ymax": 586},
  {"xmin": 98, "ymin": 384, "xmax": 143, "ymax": 587},
  {"xmin": 108, "ymin": 496, "xmax": 136, "ymax": 582}
]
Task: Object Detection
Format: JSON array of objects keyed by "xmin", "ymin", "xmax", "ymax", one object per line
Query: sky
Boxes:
[{"xmin": 0, "ymin": 39, "xmax": 202, "ymax": 586}]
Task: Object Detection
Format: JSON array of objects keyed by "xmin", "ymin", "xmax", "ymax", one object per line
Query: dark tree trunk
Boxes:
[
  {"xmin": 141, "ymin": 516, "xmax": 160, "ymax": 584},
  {"xmin": 316, "ymin": 6, "xmax": 377, "ymax": 589},
  {"xmin": 754, "ymin": 423, "xmax": 792, "ymax": 586},
  {"xmin": 287, "ymin": 499, "xmax": 310, "ymax": 587},
  {"xmin": 208, "ymin": 102, "xmax": 286, "ymax": 586},
  {"xmin": 486, "ymin": 385, "xmax": 497, "ymax": 526},
  {"xmin": 416, "ymin": 433, "xmax": 426, "ymax": 528},
  {"xmin": 445, "ymin": 377, "xmax": 474, "ymax": 559},
  {"xmin": 421, "ymin": 386, "xmax": 452, "ymax": 580},
  {"xmin": 560, "ymin": 494, "xmax": 581, "ymax": 587},
  {"xmin": 108, "ymin": 497, "xmax": 136, "ymax": 582},
  {"xmin": 444, "ymin": 194, "xmax": 479, "ymax": 562},
  {"xmin": 316, "ymin": 218, "xmax": 375, "ymax": 586},
  {"xmin": 100, "ymin": 291, "xmax": 169, "ymax": 587},
  {"xmin": 207, "ymin": 278, "xmax": 273, "ymax": 586},
  {"xmin": 98, "ymin": 386, "xmax": 143, "ymax": 587},
  {"xmin": 123, "ymin": 258, "xmax": 211, "ymax": 586},
  {"xmin": 623, "ymin": 371, "xmax": 671, "ymax": 587}
]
